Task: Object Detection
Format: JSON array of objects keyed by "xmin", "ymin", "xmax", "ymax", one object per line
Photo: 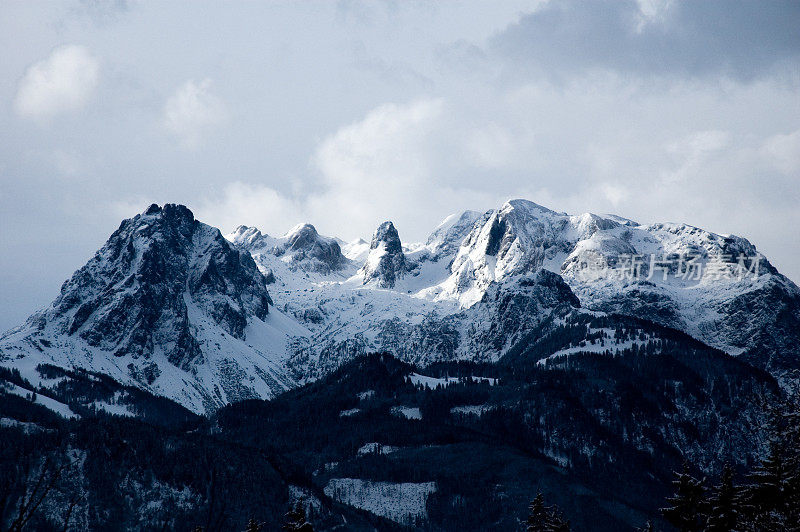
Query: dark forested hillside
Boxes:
[{"xmin": 0, "ymin": 312, "xmax": 784, "ymax": 530}]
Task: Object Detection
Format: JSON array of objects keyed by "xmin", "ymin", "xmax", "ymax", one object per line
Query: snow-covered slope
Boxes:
[
  {"xmin": 0, "ymin": 204, "xmax": 299, "ymax": 413},
  {"xmin": 229, "ymin": 214, "xmax": 580, "ymax": 381},
  {"xmin": 439, "ymin": 200, "xmax": 800, "ymax": 378},
  {"xmin": 2, "ymin": 198, "xmax": 798, "ymax": 414}
]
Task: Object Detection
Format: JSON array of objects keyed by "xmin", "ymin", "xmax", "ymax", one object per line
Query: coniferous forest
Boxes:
[{"xmin": 2, "ymin": 323, "xmax": 798, "ymax": 530}]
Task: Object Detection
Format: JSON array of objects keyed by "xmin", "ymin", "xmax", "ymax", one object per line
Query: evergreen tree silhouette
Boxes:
[
  {"xmin": 706, "ymin": 463, "xmax": 738, "ymax": 531},
  {"xmin": 740, "ymin": 393, "xmax": 800, "ymax": 530},
  {"xmin": 660, "ymin": 462, "xmax": 708, "ymax": 532},
  {"xmin": 526, "ymin": 492, "xmax": 570, "ymax": 532}
]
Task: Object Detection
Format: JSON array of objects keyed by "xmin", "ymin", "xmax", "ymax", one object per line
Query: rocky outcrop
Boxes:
[
  {"xmin": 361, "ymin": 221, "xmax": 407, "ymax": 288},
  {"xmin": 229, "ymin": 223, "xmax": 349, "ymax": 276},
  {"xmin": 46, "ymin": 204, "xmax": 272, "ymax": 365},
  {"xmin": 274, "ymin": 224, "xmax": 348, "ymax": 273},
  {"xmin": 0, "ymin": 204, "xmax": 292, "ymax": 413}
]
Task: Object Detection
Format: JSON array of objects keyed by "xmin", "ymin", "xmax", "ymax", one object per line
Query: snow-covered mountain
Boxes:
[
  {"xmin": 2, "ymin": 199, "xmax": 799, "ymax": 414},
  {"xmin": 232, "ymin": 198, "xmax": 800, "ymax": 383},
  {"xmin": 361, "ymin": 221, "xmax": 408, "ymax": 288},
  {"xmin": 443, "ymin": 200, "xmax": 800, "ymax": 378},
  {"xmin": 0, "ymin": 204, "xmax": 299, "ymax": 413}
]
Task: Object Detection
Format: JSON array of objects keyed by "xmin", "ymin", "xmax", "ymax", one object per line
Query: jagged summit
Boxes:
[
  {"xmin": 426, "ymin": 210, "xmax": 483, "ymax": 259},
  {"xmin": 229, "ymin": 225, "xmax": 271, "ymax": 248},
  {"xmin": 229, "ymin": 222, "xmax": 349, "ymax": 276},
  {"xmin": 55, "ymin": 203, "xmax": 272, "ymax": 347},
  {"xmin": 0, "ymin": 204, "xmax": 294, "ymax": 413},
  {"xmin": 361, "ymin": 221, "xmax": 407, "ymax": 288},
  {"xmin": 2, "ymin": 197, "xmax": 799, "ymax": 415},
  {"xmin": 284, "ymin": 222, "xmax": 320, "ymax": 242},
  {"xmin": 275, "ymin": 223, "xmax": 348, "ymax": 273}
]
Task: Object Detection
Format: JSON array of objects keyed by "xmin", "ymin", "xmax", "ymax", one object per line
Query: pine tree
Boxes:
[
  {"xmin": 706, "ymin": 463, "xmax": 738, "ymax": 532},
  {"xmin": 660, "ymin": 462, "xmax": 708, "ymax": 532},
  {"xmin": 526, "ymin": 492, "xmax": 570, "ymax": 532},
  {"xmin": 527, "ymin": 493, "xmax": 550, "ymax": 532},
  {"xmin": 739, "ymin": 394, "xmax": 800, "ymax": 531},
  {"xmin": 282, "ymin": 502, "xmax": 313, "ymax": 532}
]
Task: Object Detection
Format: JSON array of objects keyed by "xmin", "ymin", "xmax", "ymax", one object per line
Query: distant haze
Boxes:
[{"xmin": 1, "ymin": 1, "xmax": 799, "ymax": 331}]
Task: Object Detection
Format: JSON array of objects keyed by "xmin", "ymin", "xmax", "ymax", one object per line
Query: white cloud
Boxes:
[
  {"xmin": 307, "ymin": 98, "xmax": 507, "ymax": 240},
  {"xmin": 193, "ymin": 182, "xmax": 305, "ymax": 236},
  {"xmin": 761, "ymin": 129, "xmax": 800, "ymax": 175},
  {"xmin": 14, "ymin": 45, "xmax": 99, "ymax": 123},
  {"xmin": 162, "ymin": 79, "xmax": 226, "ymax": 149},
  {"xmin": 308, "ymin": 99, "xmax": 445, "ymax": 236},
  {"xmin": 314, "ymin": 99, "xmax": 444, "ymax": 189},
  {"xmin": 188, "ymin": 100, "xmax": 508, "ymax": 242},
  {"xmin": 599, "ymin": 183, "xmax": 629, "ymax": 206}
]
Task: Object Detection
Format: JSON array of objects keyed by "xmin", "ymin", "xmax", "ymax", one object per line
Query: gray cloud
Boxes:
[
  {"xmin": 0, "ymin": 1, "xmax": 798, "ymax": 332},
  {"xmin": 492, "ymin": 0, "xmax": 800, "ymax": 80}
]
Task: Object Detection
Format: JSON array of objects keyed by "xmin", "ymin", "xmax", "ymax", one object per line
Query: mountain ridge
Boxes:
[{"xmin": 2, "ymin": 198, "xmax": 799, "ymax": 414}]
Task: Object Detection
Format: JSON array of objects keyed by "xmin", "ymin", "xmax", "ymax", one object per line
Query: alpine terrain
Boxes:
[{"xmin": 2, "ymin": 200, "xmax": 798, "ymax": 530}]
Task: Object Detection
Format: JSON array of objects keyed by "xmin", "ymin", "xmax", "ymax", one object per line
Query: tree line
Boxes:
[{"xmin": 525, "ymin": 392, "xmax": 800, "ymax": 531}]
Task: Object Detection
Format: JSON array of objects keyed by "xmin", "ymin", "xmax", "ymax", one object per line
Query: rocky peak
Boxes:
[
  {"xmin": 504, "ymin": 198, "xmax": 559, "ymax": 215},
  {"xmin": 229, "ymin": 225, "xmax": 270, "ymax": 249},
  {"xmin": 371, "ymin": 221, "xmax": 403, "ymax": 251},
  {"xmin": 229, "ymin": 223, "xmax": 348, "ymax": 275},
  {"xmin": 49, "ymin": 204, "xmax": 272, "ymax": 368},
  {"xmin": 284, "ymin": 223, "xmax": 319, "ymax": 249},
  {"xmin": 275, "ymin": 223, "xmax": 348, "ymax": 273},
  {"xmin": 362, "ymin": 221, "xmax": 407, "ymax": 288},
  {"xmin": 426, "ymin": 210, "xmax": 483, "ymax": 259}
]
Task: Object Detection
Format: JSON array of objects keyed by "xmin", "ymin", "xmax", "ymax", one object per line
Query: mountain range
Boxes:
[
  {"xmin": 2, "ymin": 199, "xmax": 798, "ymax": 414},
  {"xmin": 1, "ymin": 199, "xmax": 798, "ymax": 530}
]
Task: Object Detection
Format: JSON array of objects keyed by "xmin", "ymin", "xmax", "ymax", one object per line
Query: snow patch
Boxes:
[
  {"xmin": 357, "ymin": 442, "xmax": 399, "ymax": 456},
  {"xmin": 2, "ymin": 382, "xmax": 78, "ymax": 418},
  {"xmin": 323, "ymin": 478, "xmax": 436, "ymax": 524},
  {"xmin": 408, "ymin": 373, "xmax": 497, "ymax": 389},
  {"xmin": 391, "ymin": 406, "xmax": 421, "ymax": 420}
]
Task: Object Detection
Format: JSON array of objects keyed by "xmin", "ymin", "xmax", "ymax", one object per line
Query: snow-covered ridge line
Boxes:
[{"xmin": 2, "ymin": 198, "xmax": 798, "ymax": 415}]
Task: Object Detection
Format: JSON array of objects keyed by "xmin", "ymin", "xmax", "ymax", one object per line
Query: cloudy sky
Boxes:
[{"xmin": 1, "ymin": 0, "xmax": 799, "ymax": 331}]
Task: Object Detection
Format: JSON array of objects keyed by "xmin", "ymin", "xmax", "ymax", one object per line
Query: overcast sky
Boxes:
[{"xmin": 1, "ymin": 0, "xmax": 799, "ymax": 331}]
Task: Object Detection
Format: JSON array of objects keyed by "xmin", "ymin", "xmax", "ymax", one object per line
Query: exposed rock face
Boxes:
[
  {"xmin": 275, "ymin": 224, "xmax": 348, "ymax": 273},
  {"xmin": 362, "ymin": 221, "xmax": 407, "ymax": 288},
  {"xmin": 2, "ymin": 197, "xmax": 799, "ymax": 414},
  {"xmin": 47, "ymin": 204, "xmax": 271, "ymax": 365},
  {"xmin": 385, "ymin": 270, "xmax": 580, "ymax": 364},
  {"xmin": 425, "ymin": 210, "xmax": 483, "ymax": 260},
  {"xmin": 229, "ymin": 223, "xmax": 349, "ymax": 276},
  {"xmin": 0, "ymin": 204, "xmax": 293, "ymax": 413}
]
